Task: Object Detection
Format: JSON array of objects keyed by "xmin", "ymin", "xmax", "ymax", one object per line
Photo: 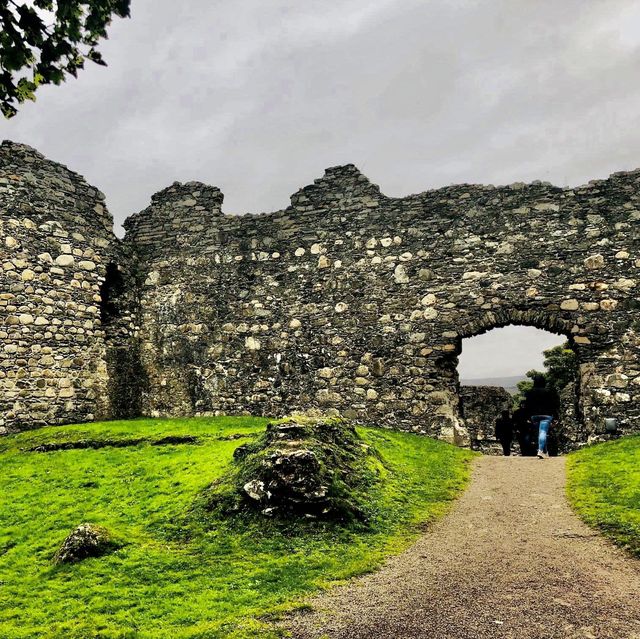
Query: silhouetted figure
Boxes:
[
  {"xmin": 513, "ymin": 402, "xmax": 535, "ymax": 456},
  {"xmin": 495, "ymin": 409, "xmax": 514, "ymax": 456},
  {"xmin": 523, "ymin": 375, "xmax": 559, "ymax": 459}
]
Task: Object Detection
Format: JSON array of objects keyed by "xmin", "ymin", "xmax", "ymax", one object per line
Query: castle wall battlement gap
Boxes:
[{"xmin": 1, "ymin": 140, "xmax": 638, "ymax": 447}]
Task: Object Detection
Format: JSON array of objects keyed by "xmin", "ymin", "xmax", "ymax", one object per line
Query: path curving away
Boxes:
[{"xmin": 286, "ymin": 456, "xmax": 640, "ymax": 639}]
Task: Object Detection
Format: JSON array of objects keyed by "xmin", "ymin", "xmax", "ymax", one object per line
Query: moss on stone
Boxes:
[
  {"xmin": 202, "ymin": 415, "xmax": 381, "ymax": 523},
  {"xmin": 53, "ymin": 523, "xmax": 119, "ymax": 565}
]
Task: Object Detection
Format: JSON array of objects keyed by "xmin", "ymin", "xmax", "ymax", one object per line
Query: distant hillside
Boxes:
[{"xmin": 460, "ymin": 375, "xmax": 526, "ymax": 394}]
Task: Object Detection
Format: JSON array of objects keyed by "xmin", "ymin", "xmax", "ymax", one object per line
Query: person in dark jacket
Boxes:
[
  {"xmin": 495, "ymin": 409, "xmax": 515, "ymax": 456},
  {"xmin": 513, "ymin": 401, "xmax": 534, "ymax": 456},
  {"xmin": 523, "ymin": 375, "xmax": 558, "ymax": 459}
]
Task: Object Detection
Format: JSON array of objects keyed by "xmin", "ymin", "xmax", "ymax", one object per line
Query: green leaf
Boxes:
[
  {"xmin": 16, "ymin": 76, "xmax": 38, "ymax": 102},
  {"xmin": 0, "ymin": 0, "xmax": 131, "ymax": 118}
]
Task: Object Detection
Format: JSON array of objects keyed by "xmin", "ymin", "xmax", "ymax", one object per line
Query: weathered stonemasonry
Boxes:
[
  {"xmin": 1, "ymin": 142, "xmax": 639, "ymax": 447},
  {"xmin": 459, "ymin": 386, "xmax": 513, "ymax": 454},
  {"xmin": 0, "ymin": 142, "xmax": 119, "ymax": 433},
  {"xmin": 123, "ymin": 165, "xmax": 639, "ymax": 446}
]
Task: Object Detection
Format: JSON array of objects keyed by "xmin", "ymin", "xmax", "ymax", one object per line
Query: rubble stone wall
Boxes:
[
  {"xmin": 0, "ymin": 142, "xmax": 119, "ymax": 433},
  {"xmin": 123, "ymin": 163, "xmax": 639, "ymax": 446},
  {"xmin": 2, "ymin": 142, "xmax": 639, "ymax": 447},
  {"xmin": 459, "ymin": 386, "xmax": 513, "ymax": 454}
]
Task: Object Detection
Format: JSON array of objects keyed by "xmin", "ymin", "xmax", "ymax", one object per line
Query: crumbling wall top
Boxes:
[
  {"xmin": 0, "ymin": 139, "xmax": 113, "ymax": 235},
  {"xmin": 289, "ymin": 164, "xmax": 383, "ymax": 211}
]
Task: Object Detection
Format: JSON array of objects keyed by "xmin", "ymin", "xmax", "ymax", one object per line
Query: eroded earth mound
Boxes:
[{"xmin": 205, "ymin": 416, "xmax": 378, "ymax": 522}]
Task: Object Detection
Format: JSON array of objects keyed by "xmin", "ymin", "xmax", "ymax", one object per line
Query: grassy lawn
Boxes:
[
  {"xmin": 566, "ymin": 435, "xmax": 640, "ymax": 557},
  {"xmin": 0, "ymin": 417, "xmax": 473, "ymax": 639}
]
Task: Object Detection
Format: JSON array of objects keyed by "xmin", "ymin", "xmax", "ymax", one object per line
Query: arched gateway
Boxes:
[{"xmin": 0, "ymin": 141, "xmax": 638, "ymax": 448}]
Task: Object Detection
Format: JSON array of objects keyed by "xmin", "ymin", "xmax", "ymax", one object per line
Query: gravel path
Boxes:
[{"xmin": 286, "ymin": 456, "xmax": 640, "ymax": 639}]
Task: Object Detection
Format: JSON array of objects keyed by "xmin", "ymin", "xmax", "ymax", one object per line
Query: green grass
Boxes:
[
  {"xmin": 0, "ymin": 417, "xmax": 474, "ymax": 639},
  {"xmin": 567, "ymin": 435, "xmax": 640, "ymax": 557}
]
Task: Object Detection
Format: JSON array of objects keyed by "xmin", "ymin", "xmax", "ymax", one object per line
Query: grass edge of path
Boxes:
[{"xmin": 566, "ymin": 435, "xmax": 640, "ymax": 559}]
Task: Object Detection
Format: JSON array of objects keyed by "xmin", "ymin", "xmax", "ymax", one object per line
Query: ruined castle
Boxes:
[{"xmin": 1, "ymin": 140, "xmax": 638, "ymax": 448}]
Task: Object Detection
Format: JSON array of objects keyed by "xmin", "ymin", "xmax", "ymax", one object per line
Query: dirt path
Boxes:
[{"xmin": 286, "ymin": 456, "xmax": 640, "ymax": 639}]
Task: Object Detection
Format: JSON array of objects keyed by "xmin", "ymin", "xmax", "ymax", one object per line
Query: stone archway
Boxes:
[
  {"xmin": 451, "ymin": 311, "xmax": 581, "ymax": 452},
  {"xmin": 454, "ymin": 309, "xmax": 576, "ymax": 342}
]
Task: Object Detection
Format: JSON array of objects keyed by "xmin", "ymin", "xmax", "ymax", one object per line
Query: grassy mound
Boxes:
[
  {"xmin": 0, "ymin": 416, "xmax": 473, "ymax": 639},
  {"xmin": 567, "ymin": 435, "xmax": 640, "ymax": 557},
  {"xmin": 203, "ymin": 416, "xmax": 378, "ymax": 522}
]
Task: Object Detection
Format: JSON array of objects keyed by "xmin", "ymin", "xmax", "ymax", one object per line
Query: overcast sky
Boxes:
[
  {"xmin": 457, "ymin": 326, "xmax": 565, "ymax": 381},
  {"xmin": 1, "ymin": 0, "xmax": 638, "ymax": 377}
]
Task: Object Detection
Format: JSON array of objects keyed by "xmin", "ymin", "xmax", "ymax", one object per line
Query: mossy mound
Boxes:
[
  {"xmin": 204, "ymin": 416, "xmax": 379, "ymax": 522},
  {"xmin": 53, "ymin": 523, "xmax": 119, "ymax": 564}
]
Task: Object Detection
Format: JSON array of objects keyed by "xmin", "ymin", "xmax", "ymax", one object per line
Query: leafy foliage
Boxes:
[
  {"xmin": 512, "ymin": 341, "xmax": 578, "ymax": 406},
  {"xmin": 0, "ymin": 0, "xmax": 130, "ymax": 117},
  {"xmin": 542, "ymin": 343, "xmax": 578, "ymax": 392}
]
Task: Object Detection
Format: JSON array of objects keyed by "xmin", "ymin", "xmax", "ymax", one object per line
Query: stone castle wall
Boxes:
[
  {"xmin": 1, "ymin": 142, "xmax": 639, "ymax": 446},
  {"xmin": 0, "ymin": 142, "xmax": 120, "ymax": 433},
  {"xmin": 459, "ymin": 386, "xmax": 513, "ymax": 453},
  {"xmin": 122, "ymin": 163, "xmax": 639, "ymax": 445}
]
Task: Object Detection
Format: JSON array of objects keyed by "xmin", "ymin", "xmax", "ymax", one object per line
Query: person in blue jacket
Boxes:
[{"xmin": 523, "ymin": 375, "xmax": 558, "ymax": 459}]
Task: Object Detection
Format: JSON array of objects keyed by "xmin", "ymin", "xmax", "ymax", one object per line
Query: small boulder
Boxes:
[
  {"xmin": 243, "ymin": 479, "xmax": 267, "ymax": 500},
  {"xmin": 233, "ymin": 443, "xmax": 252, "ymax": 460},
  {"xmin": 54, "ymin": 523, "xmax": 116, "ymax": 565}
]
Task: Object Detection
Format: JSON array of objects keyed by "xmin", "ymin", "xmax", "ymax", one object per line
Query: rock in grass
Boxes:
[
  {"xmin": 206, "ymin": 416, "xmax": 379, "ymax": 523},
  {"xmin": 54, "ymin": 523, "xmax": 117, "ymax": 564}
]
